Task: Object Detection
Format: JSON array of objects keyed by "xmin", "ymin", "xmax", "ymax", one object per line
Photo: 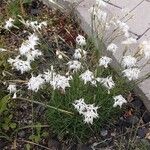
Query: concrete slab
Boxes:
[
  {"xmin": 74, "ymin": 0, "xmax": 94, "ymax": 36},
  {"xmin": 107, "ymin": 0, "xmax": 144, "ymax": 10},
  {"xmin": 124, "ymin": 1, "xmax": 150, "ymax": 35},
  {"xmin": 137, "ymin": 29, "xmax": 150, "ymax": 77},
  {"xmin": 138, "ymin": 28, "xmax": 150, "ymax": 41},
  {"xmin": 137, "ymin": 79, "xmax": 150, "ymax": 111}
]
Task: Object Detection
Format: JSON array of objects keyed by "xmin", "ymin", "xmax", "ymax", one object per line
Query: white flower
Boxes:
[
  {"xmin": 26, "ymin": 49, "xmax": 42, "ymax": 62},
  {"xmin": 0, "ymin": 48, "xmax": 7, "ymax": 52},
  {"xmin": 83, "ymin": 104, "xmax": 99, "ymax": 124},
  {"xmin": 122, "ymin": 68, "xmax": 140, "ymax": 81},
  {"xmin": 96, "ymin": 0, "xmax": 107, "ymax": 7},
  {"xmin": 73, "ymin": 98, "xmax": 87, "ymax": 114},
  {"xmin": 73, "ymin": 48, "xmax": 82, "ymax": 59},
  {"xmin": 107, "ymin": 43, "xmax": 118, "ymax": 54},
  {"xmin": 121, "ymin": 55, "xmax": 137, "ymax": 68},
  {"xmin": 67, "ymin": 60, "xmax": 82, "ymax": 72},
  {"xmin": 19, "ymin": 41, "xmax": 31, "ymax": 55},
  {"xmin": 76, "ymin": 34, "xmax": 86, "ymax": 46},
  {"xmin": 139, "ymin": 40, "xmax": 150, "ymax": 59},
  {"xmin": 117, "ymin": 20, "xmax": 130, "ymax": 37},
  {"xmin": 28, "ymin": 33, "xmax": 39, "ymax": 49},
  {"xmin": 97, "ymin": 76, "xmax": 115, "ymax": 92},
  {"xmin": 28, "ymin": 74, "xmax": 45, "ymax": 92},
  {"xmin": 8, "ymin": 56, "xmax": 31, "ymax": 74},
  {"xmin": 122, "ymin": 37, "xmax": 137, "ymax": 45},
  {"xmin": 117, "ymin": 20, "xmax": 129, "ymax": 31},
  {"xmin": 73, "ymin": 98, "xmax": 99, "ymax": 124},
  {"xmin": 99, "ymin": 56, "xmax": 112, "ymax": 68},
  {"xmin": 43, "ymin": 68, "xmax": 56, "ymax": 83},
  {"xmin": 73, "ymin": 48, "xmax": 87, "ymax": 59},
  {"xmin": 19, "ymin": 33, "xmax": 39, "ymax": 55},
  {"xmin": 4, "ymin": 18, "xmax": 15, "ymax": 30},
  {"xmin": 80, "ymin": 70, "xmax": 94, "ymax": 84},
  {"xmin": 7, "ymin": 84, "xmax": 17, "ymax": 93},
  {"xmin": 50, "ymin": 74, "xmax": 71, "ymax": 91},
  {"xmin": 113, "ymin": 95, "xmax": 127, "ymax": 107}
]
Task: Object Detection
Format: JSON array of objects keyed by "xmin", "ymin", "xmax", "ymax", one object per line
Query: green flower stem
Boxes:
[{"xmin": 13, "ymin": 97, "xmax": 74, "ymax": 115}]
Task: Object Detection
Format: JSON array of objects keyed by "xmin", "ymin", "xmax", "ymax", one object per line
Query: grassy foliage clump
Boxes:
[{"xmin": 46, "ymin": 72, "xmax": 126, "ymax": 140}]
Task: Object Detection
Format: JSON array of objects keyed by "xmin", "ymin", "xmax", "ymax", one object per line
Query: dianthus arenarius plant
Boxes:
[{"xmin": 1, "ymin": 0, "xmax": 150, "ymax": 141}]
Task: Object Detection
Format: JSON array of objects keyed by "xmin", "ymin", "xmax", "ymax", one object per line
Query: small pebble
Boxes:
[
  {"xmin": 100, "ymin": 129, "xmax": 108, "ymax": 137},
  {"xmin": 18, "ymin": 130, "xmax": 26, "ymax": 138},
  {"xmin": 131, "ymin": 97, "xmax": 143, "ymax": 109},
  {"xmin": 48, "ymin": 139, "xmax": 61, "ymax": 150},
  {"xmin": 78, "ymin": 144, "xmax": 92, "ymax": 150},
  {"xmin": 127, "ymin": 115, "xmax": 139, "ymax": 125},
  {"xmin": 143, "ymin": 111, "xmax": 150, "ymax": 123},
  {"xmin": 137, "ymin": 127, "xmax": 148, "ymax": 138}
]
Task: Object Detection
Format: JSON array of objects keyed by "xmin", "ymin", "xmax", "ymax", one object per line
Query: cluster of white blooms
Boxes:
[
  {"xmin": 8, "ymin": 56, "xmax": 31, "ymax": 74},
  {"xmin": 99, "ymin": 56, "xmax": 112, "ymax": 68},
  {"xmin": 121, "ymin": 55, "xmax": 137, "ymax": 68},
  {"xmin": 4, "ymin": 18, "xmax": 15, "ymax": 30},
  {"xmin": 27, "ymin": 66, "xmax": 72, "ymax": 92},
  {"xmin": 122, "ymin": 68, "xmax": 140, "ymax": 81},
  {"xmin": 139, "ymin": 40, "xmax": 150, "ymax": 59},
  {"xmin": 8, "ymin": 33, "xmax": 42, "ymax": 74},
  {"xmin": 73, "ymin": 98, "xmax": 99, "ymax": 124},
  {"xmin": 28, "ymin": 74, "xmax": 45, "ymax": 92},
  {"xmin": 67, "ymin": 60, "xmax": 82, "ymax": 72},
  {"xmin": 27, "ymin": 34, "xmax": 86, "ymax": 94},
  {"xmin": 76, "ymin": 34, "xmax": 86, "ymax": 46},
  {"xmin": 107, "ymin": 43, "xmax": 118, "ymax": 54},
  {"xmin": 73, "ymin": 48, "xmax": 87, "ymax": 60},
  {"xmin": 80, "ymin": 70, "xmax": 95, "ymax": 84},
  {"xmin": 79, "ymin": 70, "xmax": 115, "ymax": 92},
  {"xmin": 122, "ymin": 37, "xmax": 137, "ymax": 45},
  {"xmin": 113, "ymin": 95, "xmax": 127, "ymax": 107}
]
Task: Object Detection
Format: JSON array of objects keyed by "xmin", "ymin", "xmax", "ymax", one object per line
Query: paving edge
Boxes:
[{"xmin": 41, "ymin": 0, "xmax": 150, "ymax": 112}]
